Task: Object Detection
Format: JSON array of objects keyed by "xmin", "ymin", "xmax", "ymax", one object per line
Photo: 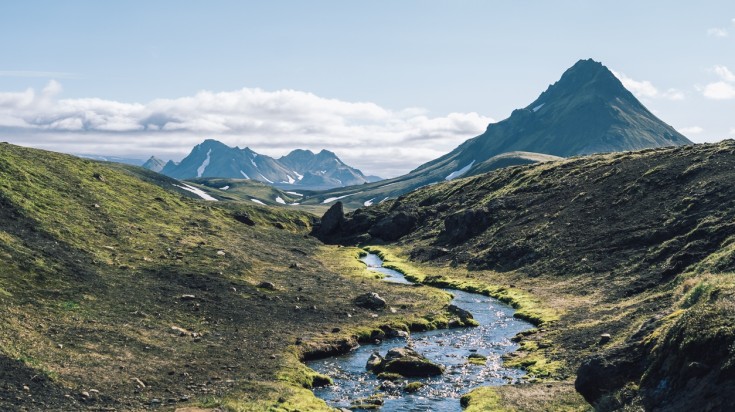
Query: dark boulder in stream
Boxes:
[{"xmin": 369, "ymin": 347, "xmax": 445, "ymax": 378}]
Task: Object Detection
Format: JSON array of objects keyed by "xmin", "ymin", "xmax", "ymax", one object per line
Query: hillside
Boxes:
[
  {"xmin": 300, "ymin": 59, "xmax": 691, "ymax": 209},
  {"xmin": 0, "ymin": 143, "xmax": 451, "ymax": 411},
  {"xmin": 155, "ymin": 139, "xmax": 378, "ymax": 190},
  {"xmin": 313, "ymin": 141, "xmax": 735, "ymax": 411}
]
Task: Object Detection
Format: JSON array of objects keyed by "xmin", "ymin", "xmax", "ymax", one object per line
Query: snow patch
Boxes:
[
  {"xmin": 250, "ymin": 159, "xmax": 258, "ymax": 168},
  {"xmin": 532, "ymin": 103, "xmax": 545, "ymax": 112},
  {"xmin": 285, "ymin": 175, "xmax": 295, "ymax": 184},
  {"xmin": 275, "ymin": 196, "xmax": 286, "ymax": 204},
  {"xmin": 174, "ymin": 183, "xmax": 218, "ymax": 201},
  {"xmin": 259, "ymin": 174, "xmax": 274, "ymax": 184},
  {"xmin": 240, "ymin": 170, "xmax": 249, "ymax": 179},
  {"xmin": 364, "ymin": 198, "xmax": 375, "ymax": 207},
  {"xmin": 445, "ymin": 160, "xmax": 476, "ymax": 181},
  {"xmin": 379, "ymin": 197, "xmax": 390, "ymax": 204},
  {"xmin": 250, "ymin": 198, "xmax": 265, "ymax": 205},
  {"xmin": 288, "ymin": 202, "xmax": 300, "ymax": 206},
  {"xmin": 292, "ymin": 170, "xmax": 303, "ymax": 180},
  {"xmin": 196, "ymin": 149, "xmax": 212, "ymax": 178},
  {"xmin": 220, "ymin": 185, "xmax": 230, "ymax": 190},
  {"xmin": 285, "ymin": 191, "xmax": 303, "ymax": 197},
  {"xmin": 322, "ymin": 194, "xmax": 353, "ymax": 204}
]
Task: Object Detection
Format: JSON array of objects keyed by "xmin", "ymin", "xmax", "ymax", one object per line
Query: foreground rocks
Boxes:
[
  {"xmin": 354, "ymin": 292, "xmax": 387, "ymax": 310},
  {"xmin": 365, "ymin": 347, "xmax": 444, "ymax": 377}
]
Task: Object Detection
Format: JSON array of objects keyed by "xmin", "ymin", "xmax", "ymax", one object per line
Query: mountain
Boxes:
[
  {"xmin": 312, "ymin": 141, "xmax": 735, "ymax": 411},
  {"xmin": 300, "ymin": 59, "xmax": 692, "ymax": 208},
  {"xmin": 141, "ymin": 155, "xmax": 166, "ymax": 172},
  {"xmin": 0, "ymin": 142, "xmax": 453, "ymax": 411},
  {"xmin": 152, "ymin": 139, "xmax": 379, "ymax": 190}
]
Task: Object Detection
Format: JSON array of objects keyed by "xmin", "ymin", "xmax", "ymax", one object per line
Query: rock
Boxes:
[
  {"xmin": 216, "ymin": 250, "xmax": 226, "ymax": 256},
  {"xmin": 92, "ymin": 172, "xmax": 105, "ymax": 182},
  {"xmin": 368, "ymin": 211, "xmax": 417, "ymax": 241},
  {"xmin": 312, "ymin": 202, "xmax": 345, "ymax": 238},
  {"xmin": 380, "ymin": 347, "xmax": 444, "ymax": 377},
  {"xmin": 80, "ymin": 391, "xmax": 90, "ymax": 399},
  {"xmin": 171, "ymin": 326, "xmax": 192, "ymax": 336},
  {"xmin": 331, "ymin": 327, "xmax": 341, "ymax": 333},
  {"xmin": 354, "ymin": 292, "xmax": 386, "ymax": 310},
  {"xmin": 366, "ymin": 352, "xmax": 384, "ymax": 372},
  {"xmin": 180, "ymin": 294, "xmax": 196, "ymax": 301},
  {"xmin": 22, "ymin": 385, "xmax": 29, "ymax": 392},
  {"xmin": 404, "ymin": 382, "xmax": 424, "ymax": 393},
  {"xmin": 132, "ymin": 377, "xmax": 146, "ymax": 388},
  {"xmin": 258, "ymin": 281, "xmax": 276, "ymax": 290},
  {"xmin": 599, "ymin": 333, "xmax": 612, "ymax": 344},
  {"xmin": 448, "ymin": 304, "xmax": 474, "ymax": 321},
  {"xmin": 233, "ymin": 211, "xmax": 255, "ymax": 226},
  {"xmin": 442, "ymin": 208, "xmax": 492, "ymax": 243}
]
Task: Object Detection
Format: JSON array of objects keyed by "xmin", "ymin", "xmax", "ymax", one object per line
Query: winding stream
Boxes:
[{"xmin": 307, "ymin": 253, "xmax": 533, "ymax": 411}]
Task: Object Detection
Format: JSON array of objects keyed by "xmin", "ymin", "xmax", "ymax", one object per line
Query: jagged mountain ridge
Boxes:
[
  {"xmin": 300, "ymin": 59, "xmax": 692, "ymax": 208},
  {"xmin": 153, "ymin": 139, "xmax": 379, "ymax": 190}
]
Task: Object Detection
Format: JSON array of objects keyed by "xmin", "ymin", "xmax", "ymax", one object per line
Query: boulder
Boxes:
[
  {"xmin": 366, "ymin": 352, "xmax": 383, "ymax": 372},
  {"xmin": 311, "ymin": 202, "xmax": 345, "ymax": 238},
  {"xmin": 441, "ymin": 208, "xmax": 492, "ymax": 243},
  {"xmin": 368, "ymin": 211, "xmax": 417, "ymax": 241},
  {"xmin": 380, "ymin": 347, "xmax": 444, "ymax": 377},
  {"xmin": 355, "ymin": 292, "xmax": 386, "ymax": 310}
]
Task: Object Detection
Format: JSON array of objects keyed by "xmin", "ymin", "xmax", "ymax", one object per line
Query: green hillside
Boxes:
[
  {"xmin": 0, "ymin": 143, "xmax": 450, "ymax": 411},
  {"xmin": 313, "ymin": 141, "xmax": 735, "ymax": 411}
]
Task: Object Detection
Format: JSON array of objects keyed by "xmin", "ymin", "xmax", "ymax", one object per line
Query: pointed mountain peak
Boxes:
[
  {"xmin": 198, "ymin": 139, "xmax": 229, "ymax": 150},
  {"xmin": 537, "ymin": 59, "xmax": 631, "ymax": 103}
]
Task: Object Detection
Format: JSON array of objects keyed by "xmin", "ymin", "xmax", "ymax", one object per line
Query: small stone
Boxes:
[
  {"xmin": 80, "ymin": 391, "xmax": 90, "ymax": 399},
  {"xmin": 354, "ymin": 292, "xmax": 387, "ymax": 310},
  {"xmin": 599, "ymin": 333, "xmax": 612, "ymax": 344},
  {"xmin": 216, "ymin": 250, "xmax": 226, "ymax": 256},
  {"xmin": 57, "ymin": 344, "xmax": 63, "ymax": 349},
  {"xmin": 269, "ymin": 354, "xmax": 277, "ymax": 359},
  {"xmin": 331, "ymin": 327, "xmax": 341, "ymax": 333},
  {"xmin": 133, "ymin": 377, "xmax": 146, "ymax": 388},
  {"xmin": 150, "ymin": 398, "xmax": 161, "ymax": 404},
  {"xmin": 89, "ymin": 389, "xmax": 99, "ymax": 394},
  {"xmin": 22, "ymin": 385, "xmax": 29, "ymax": 392},
  {"xmin": 258, "ymin": 281, "xmax": 276, "ymax": 290},
  {"xmin": 180, "ymin": 294, "xmax": 196, "ymax": 301}
]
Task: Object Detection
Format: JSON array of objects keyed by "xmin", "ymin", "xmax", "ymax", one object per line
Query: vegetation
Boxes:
[
  {"xmin": 314, "ymin": 140, "xmax": 735, "ymax": 410},
  {"xmin": 0, "ymin": 143, "xmax": 450, "ymax": 410}
]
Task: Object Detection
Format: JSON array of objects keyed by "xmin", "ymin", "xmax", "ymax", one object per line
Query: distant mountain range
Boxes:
[
  {"xmin": 143, "ymin": 139, "xmax": 381, "ymax": 190},
  {"xmin": 299, "ymin": 59, "xmax": 693, "ymax": 208}
]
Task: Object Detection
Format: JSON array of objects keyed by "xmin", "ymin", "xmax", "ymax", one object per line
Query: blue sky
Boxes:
[{"xmin": 1, "ymin": 1, "xmax": 734, "ymax": 176}]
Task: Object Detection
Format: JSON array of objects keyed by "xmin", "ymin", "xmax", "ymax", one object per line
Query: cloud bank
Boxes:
[
  {"xmin": 0, "ymin": 82, "xmax": 494, "ymax": 177},
  {"xmin": 612, "ymin": 71, "xmax": 684, "ymax": 101}
]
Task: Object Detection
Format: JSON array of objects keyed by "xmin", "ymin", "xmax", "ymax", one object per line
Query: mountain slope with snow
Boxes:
[{"xmin": 151, "ymin": 139, "xmax": 379, "ymax": 190}]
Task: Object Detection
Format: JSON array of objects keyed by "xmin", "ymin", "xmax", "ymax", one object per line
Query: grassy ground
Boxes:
[
  {"xmin": 0, "ymin": 143, "xmax": 454, "ymax": 411},
  {"xmin": 315, "ymin": 141, "xmax": 735, "ymax": 410}
]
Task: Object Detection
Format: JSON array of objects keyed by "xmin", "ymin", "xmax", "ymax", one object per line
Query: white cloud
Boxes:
[
  {"xmin": 612, "ymin": 71, "xmax": 684, "ymax": 101},
  {"xmin": 678, "ymin": 126, "xmax": 704, "ymax": 135},
  {"xmin": 0, "ymin": 81, "xmax": 494, "ymax": 177},
  {"xmin": 708, "ymin": 28, "xmax": 729, "ymax": 37},
  {"xmin": 714, "ymin": 65, "xmax": 735, "ymax": 82},
  {"xmin": 702, "ymin": 65, "xmax": 735, "ymax": 100},
  {"xmin": 703, "ymin": 82, "xmax": 735, "ymax": 99}
]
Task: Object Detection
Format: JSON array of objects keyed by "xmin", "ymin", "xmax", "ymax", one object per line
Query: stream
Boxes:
[{"xmin": 307, "ymin": 253, "xmax": 533, "ymax": 411}]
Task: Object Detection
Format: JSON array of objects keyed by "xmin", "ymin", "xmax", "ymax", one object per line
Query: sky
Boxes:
[{"xmin": 1, "ymin": 1, "xmax": 734, "ymax": 177}]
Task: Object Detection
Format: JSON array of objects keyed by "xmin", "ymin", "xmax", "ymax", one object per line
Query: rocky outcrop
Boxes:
[
  {"xmin": 441, "ymin": 208, "xmax": 493, "ymax": 243},
  {"xmin": 310, "ymin": 202, "xmax": 345, "ymax": 239},
  {"xmin": 367, "ymin": 211, "xmax": 417, "ymax": 241},
  {"xmin": 354, "ymin": 292, "xmax": 386, "ymax": 310}
]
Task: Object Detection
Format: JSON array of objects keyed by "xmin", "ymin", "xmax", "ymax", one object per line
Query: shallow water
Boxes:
[{"xmin": 307, "ymin": 253, "xmax": 533, "ymax": 411}]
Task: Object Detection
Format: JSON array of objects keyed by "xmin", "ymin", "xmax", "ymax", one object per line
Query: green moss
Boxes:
[
  {"xmin": 376, "ymin": 372, "xmax": 404, "ymax": 381},
  {"xmin": 404, "ymin": 381, "xmax": 424, "ymax": 392},
  {"xmin": 460, "ymin": 386, "xmax": 508, "ymax": 411}
]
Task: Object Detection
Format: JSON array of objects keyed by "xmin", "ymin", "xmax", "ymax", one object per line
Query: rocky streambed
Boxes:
[{"xmin": 307, "ymin": 253, "xmax": 533, "ymax": 411}]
